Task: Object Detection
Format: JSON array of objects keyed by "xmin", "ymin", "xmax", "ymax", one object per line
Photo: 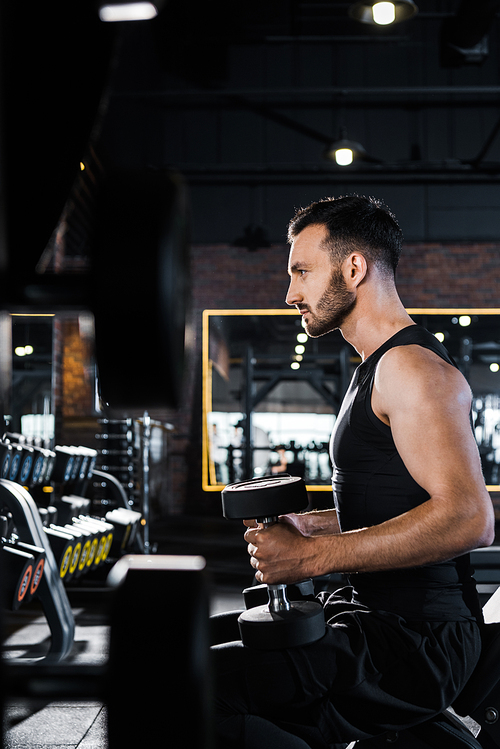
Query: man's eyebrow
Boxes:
[{"xmin": 289, "ymin": 261, "xmax": 308, "ymax": 272}]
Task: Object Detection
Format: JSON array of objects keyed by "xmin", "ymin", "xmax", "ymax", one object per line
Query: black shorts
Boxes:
[{"xmin": 211, "ymin": 588, "xmax": 481, "ymax": 749}]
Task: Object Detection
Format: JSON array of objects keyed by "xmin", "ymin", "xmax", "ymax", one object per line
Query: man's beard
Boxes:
[{"xmin": 301, "ymin": 266, "xmax": 356, "ymax": 338}]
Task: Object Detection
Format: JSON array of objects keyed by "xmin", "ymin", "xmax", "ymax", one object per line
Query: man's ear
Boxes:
[{"xmin": 344, "ymin": 252, "xmax": 368, "ymax": 288}]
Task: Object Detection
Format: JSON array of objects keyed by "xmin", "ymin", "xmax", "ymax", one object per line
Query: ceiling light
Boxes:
[
  {"xmin": 373, "ymin": 2, "xmax": 395, "ymax": 24},
  {"xmin": 15, "ymin": 346, "xmax": 34, "ymax": 357},
  {"xmin": 324, "ymin": 137, "xmax": 367, "ymax": 166},
  {"xmin": 290, "ymin": 362, "xmax": 300, "ymax": 370},
  {"xmin": 297, "ymin": 333, "xmax": 308, "ymax": 343},
  {"xmin": 99, "ymin": 1, "xmax": 160, "ymax": 22},
  {"xmin": 295, "ymin": 344, "xmax": 306, "ymax": 355},
  {"xmin": 348, "ymin": 0, "xmax": 418, "ymax": 26},
  {"xmin": 459, "ymin": 315, "xmax": 472, "ymax": 327},
  {"xmin": 490, "ymin": 363, "xmax": 500, "ymax": 373}
]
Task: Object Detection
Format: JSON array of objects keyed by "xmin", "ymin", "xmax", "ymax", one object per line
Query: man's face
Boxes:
[{"xmin": 286, "ymin": 224, "xmax": 356, "ymax": 337}]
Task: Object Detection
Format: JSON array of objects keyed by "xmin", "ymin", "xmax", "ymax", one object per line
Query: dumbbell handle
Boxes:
[{"xmin": 257, "ymin": 516, "xmax": 291, "ymax": 614}]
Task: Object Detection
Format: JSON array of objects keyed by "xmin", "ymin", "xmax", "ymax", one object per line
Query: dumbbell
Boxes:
[
  {"xmin": 221, "ymin": 475, "xmax": 325, "ymax": 650},
  {"xmin": 0, "ymin": 442, "xmax": 12, "ymax": 479},
  {"xmin": 105, "ymin": 507, "xmax": 142, "ymax": 555},
  {"xmin": 51, "ymin": 446, "xmax": 76, "ymax": 484},
  {"xmin": 0, "ymin": 515, "xmax": 36, "ymax": 609},
  {"xmin": 8, "ymin": 444, "xmax": 23, "ymax": 482},
  {"xmin": 70, "ymin": 524, "xmax": 94, "ymax": 575},
  {"xmin": 69, "ymin": 518, "xmax": 104, "ymax": 569},
  {"xmin": 6, "ymin": 538, "xmax": 46, "ymax": 603},
  {"xmin": 18, "ymin": 444, "xmax": 35, "ymax": 486},
  {"xmin": 73, "ymin": 516, "xmax": 114, "ymax": 566},
  {"xmin": 43, "ymin": 525, "xmax": 75, "ymax": 580},
  {"xmin": 1, "ymin": 545, "xmax": 34, "ymax": 609}
]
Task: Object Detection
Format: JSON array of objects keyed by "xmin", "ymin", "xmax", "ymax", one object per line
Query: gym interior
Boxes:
[{"xmin": 2, "ymin": 0, "xmax": 500, "ymax": 747}]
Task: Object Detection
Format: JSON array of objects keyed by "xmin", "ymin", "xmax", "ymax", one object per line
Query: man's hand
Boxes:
[{"xmin": 244, "ymin": 520, "xmax": 317, "ymax": 585}]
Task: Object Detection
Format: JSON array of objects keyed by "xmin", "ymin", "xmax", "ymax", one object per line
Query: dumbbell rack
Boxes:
[
  {"xmin": 0, "ymin": 435, "xmax": 144, "ymax": 663},
  {"xmin": 95, "ymin": 418, "xmax": 139, "ymax": 508},
  {"xmin": 0, "ymin": 479, "xmax": 75, "ymax": 661}
]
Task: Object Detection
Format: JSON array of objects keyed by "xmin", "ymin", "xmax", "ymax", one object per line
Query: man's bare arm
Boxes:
[
  {"xmin": 279, "ymin": 509, "xmax": 340, "ymax": 536},
  {"xmin": 245, "ymin": 346, "xmax": 495, "ymax": 585}
]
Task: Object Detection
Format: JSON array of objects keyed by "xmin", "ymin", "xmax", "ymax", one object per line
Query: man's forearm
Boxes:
[
  {"xmin": 282, "ymin": 508, "xmax": 340, "ymax": 536},
  {"xmin": 305, "ymin": 491, "xmax": 492, "ymax": 579}
]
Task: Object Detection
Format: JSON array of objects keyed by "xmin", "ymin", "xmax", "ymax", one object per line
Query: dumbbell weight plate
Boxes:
[
  {"xmin": 72, "ymin": 520, "xmax": 103, "ymax": 568},
  {"xmin": 1, "ymin": 546, "xmax": 34, "ymax": 610},
  {"xmin": 77, "ymin": 447, "xmax": 97, "ymax": 480},
  {"xmin": 0, "ymin": 442, "xmax": 12, "ymax": 479},
  {"xmin": 8, "ymin": 446, "xmax": 22, "ymax": 482},
  {"xmin": 62, "ymin": 527, "xmax": 85, "ymax": 579},
  {"xmin": 84, "ymin": 534, "xmax": 99, "ymax": 569},
  {"xmin": 105, "ymin": 507, "xmax": 141, "ymax": 555},
  {"xmin": 11, "ymin": 541, "xmax": 46, "ymax": 601},
  {"xmin": 65, "ymin": 521, "xmax": 94, "ymax": 576},
  {"xmin": 75, "ymin": 517, "xmax": 114, "ymax": 564},
  {"xmin": 18, "ymin": 446, "xmax": 35, "ymax": 486},
  {"xmin": 31, "ymin": 447, "xmax": 47, "ymax": 485},
  {"xmin": 238, "ymin": 601, "xmax": 325, "ymax": 650},
  {"xmin": 76, "ymin": 536, "xmax": 93, "ymax": 575},
  {"xmin": 52, "ymin": 447, "xmax": 75, "ymax": 484},
  {"xmin": 222, "ymin": 475, "xmax": 309, "ymax": 520},
  {"xmin": 43, "ymin": 451, "xmax": 56, "ymax": 483},
  {"xmin": 70, "ymin": 452, "xmax": 82, "ymax": 482},
  {"xmin": 43, "ymin": 526, "xmax": 74, "ymax": 580},
  {"xmin": 30, "ymin": 556, "xmax": 45, "ymax": 598}
]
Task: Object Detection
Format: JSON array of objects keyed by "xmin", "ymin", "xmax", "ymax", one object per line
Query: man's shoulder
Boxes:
[
  {"xmin": 380, "ymin": 342, "xmax": 451, "ymax": 368},
  {"xmin": 375, "ymin": 343, "xmax": 470, "ymax": 406}
]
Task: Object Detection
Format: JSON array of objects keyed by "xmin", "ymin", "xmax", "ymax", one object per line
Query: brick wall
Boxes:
[
  {"xmin": 397, "ymin": 244, "xmax": 500, "ymax": 308},
  {"xmin": 192, "ymin": 242, "xmax": 500, "ymax": 311},
  {"xmin": 61, "ymin": 318, "xmax": 94, "ymax": 418},
  {"xmin": 53, "ymin": 315, "xmax": 99, "ymax": 448}
]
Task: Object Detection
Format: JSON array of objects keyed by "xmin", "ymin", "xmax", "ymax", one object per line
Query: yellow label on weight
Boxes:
[{"xmin": 60, "ymin": 546, "xmax": 73, "ymax": 578}]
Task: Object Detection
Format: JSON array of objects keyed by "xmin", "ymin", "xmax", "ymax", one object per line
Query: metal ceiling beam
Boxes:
[
  {"xmin": 119, "ymin": 85, "xmax": 500, "ymax": 101},
  {"xmin": 179, "ymin": 164, "xmax": 500, "ymax": 186}
]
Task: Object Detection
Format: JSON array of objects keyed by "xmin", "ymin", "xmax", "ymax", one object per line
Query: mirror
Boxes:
[
  {"xmin": 202, "ymin": 309, "xmax": 500, "ymax": 493},
  {"xmin": 10, "ymin": 314, "xmax": 55, "ymax": 441}
]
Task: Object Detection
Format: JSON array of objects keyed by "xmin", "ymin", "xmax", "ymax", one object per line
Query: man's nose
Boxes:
[{"xmin": 285, "ymin": 278, "xmax": 301, "ymax": 306}]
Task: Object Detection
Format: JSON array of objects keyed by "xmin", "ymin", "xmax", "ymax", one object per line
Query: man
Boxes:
[{"xmin": 213, "ymin": 195, "xmax": 495, "ymax": 749}]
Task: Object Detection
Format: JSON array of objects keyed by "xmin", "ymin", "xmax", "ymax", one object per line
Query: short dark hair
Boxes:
[{"xmin": 287, "ymin": 195, "xmax": 403, "ymax": 275}]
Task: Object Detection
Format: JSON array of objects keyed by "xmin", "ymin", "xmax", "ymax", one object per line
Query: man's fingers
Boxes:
[{"xmin": 244, "ymin": 526, "xmax": 259, "ymax": 544}]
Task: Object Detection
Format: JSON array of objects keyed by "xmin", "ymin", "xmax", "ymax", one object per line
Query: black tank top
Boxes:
[{"xmin": 330, "ymin": 324, "xmax": 480, "ymax": 622}]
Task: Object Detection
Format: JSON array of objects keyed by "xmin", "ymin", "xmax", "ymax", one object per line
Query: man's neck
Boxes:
[{"xmin": 340, "ymin": 285, "xmax": 414, "ymax": 361}]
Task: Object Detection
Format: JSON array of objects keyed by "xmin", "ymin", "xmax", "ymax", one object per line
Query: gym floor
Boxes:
[{"xmin": 2, "ymin": 515, "xmax": 248, "ymax": 749}]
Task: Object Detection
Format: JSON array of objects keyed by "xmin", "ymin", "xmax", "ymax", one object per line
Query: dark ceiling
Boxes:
[
  {"xmin": 3, "ymin": 0, "xmax": 500, "ymax": 279},
  {"xmin": 94, "ymin": 0, "xmax": 500, "ymax": 244}
]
